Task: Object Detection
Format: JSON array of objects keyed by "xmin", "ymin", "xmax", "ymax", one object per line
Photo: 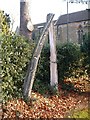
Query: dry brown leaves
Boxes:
[
  {"xmin": 2, "ymin": 89, "xmax": 89, "ymax": 119},
  {"xmin": 64, "ymin": 75, "xmax": 90, "ymax": 92}
]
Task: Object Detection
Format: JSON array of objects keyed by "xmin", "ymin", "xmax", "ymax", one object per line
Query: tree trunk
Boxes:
[
  {"xmin": 20, "ymin": 0, "xmax": 33, "ymax": 40},
  {"xmin": 23, "ymin": 14, "xmax": 55, "ymax": 99}
]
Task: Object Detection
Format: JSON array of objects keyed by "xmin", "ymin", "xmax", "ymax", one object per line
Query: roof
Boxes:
[
  {"xmin": 34, "ymin": 20, "xmax": 56, "ymax": 29},
  {"xmin": 55, "ymin": 9, "xmax": 90, "ymax": 25},
  {"xmin": 34, "ymin": 22, "xmax": 46, "ymax": 29}
]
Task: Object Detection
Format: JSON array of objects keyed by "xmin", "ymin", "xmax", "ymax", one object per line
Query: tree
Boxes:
[
  {"xmin": 0, "ymin": 10, "xmax": 11, "ymax": 35},
  {"xmin": 20, "ymin": 0, "xmax": 34, "ymax": 40},
  {"xmin": 0, "ymin": 10, "xmax": 11, "ymax": 119}
]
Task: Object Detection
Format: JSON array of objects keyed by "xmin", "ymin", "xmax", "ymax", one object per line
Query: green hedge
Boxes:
[
  {"xmin": 1, "ymin": 34, "xmax": 35, "ymax": 100},
  {"xmin": 57, "ymin": 42, "xmax": 81, "ymax": 83},
  {"xmin": 81, "ymin": 33, "xmax": 90, "ymax": 75},
  {"xmin": 35, "ymin": 42, "xmax": 88, "ymax": 86},
  {"xmin": 35, "ymin": 44, "xmax": 50, "ymax": 84}
]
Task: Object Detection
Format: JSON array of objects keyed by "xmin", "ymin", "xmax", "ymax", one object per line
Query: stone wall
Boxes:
[
  {"xmin": 33, "ymin": 21, "xmax": 55, "ymax": 43},
  {"xmin": 56, "ymin": 20, "xmax": 90, "ymax": 44},
  {"xmin": 33, "ymin": 20, "xmax": 90, "ymax": 44}
]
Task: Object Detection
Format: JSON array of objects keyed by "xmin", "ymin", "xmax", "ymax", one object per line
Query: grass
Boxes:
[{"xmin": 67, "ymin": 108, "xmax": 90, "ymax": 119}]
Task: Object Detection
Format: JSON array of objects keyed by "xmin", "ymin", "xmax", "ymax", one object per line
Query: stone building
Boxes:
[
  {"xmin": 55, "ymin": 9, "xmax": 90, "ymax": 44},
  {"xmin": 32, "ymin": 20, "xmax": 56, "ymax": 43},
  {"xmin": 32, "ymin": 22, "xmax": 46, "ymax": 42},
  {"xmin": 33, "ymin": 9, "xmax": 90, "ymax": 44}
]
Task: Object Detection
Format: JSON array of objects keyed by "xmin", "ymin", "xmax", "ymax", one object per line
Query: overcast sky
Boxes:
[{"xmin": 0, "ymin": 0, "xmax": 88, "ymax": 31}]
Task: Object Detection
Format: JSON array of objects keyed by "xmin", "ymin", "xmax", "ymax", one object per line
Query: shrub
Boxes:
[
  {"xmin": 33, "ymin": 79, "xmax": 58, "ymax": 96},
  {"xmin": 57, "ymin": 42, "xmax": 81, "ymax": 83},
  {"xmin": 1, "ymin": 34, "xmax": 35, "ymax": 101},
  {"xmin": 0, "ymin": 10, "xmax": 10, "ymax": 35},
  {"xmin": 81, "ymin": 33, "xmax": 90, "ymax": 75},
  {"xmin": 35, "ymin": 44, "xmax": 50, "ymax": 84},
  {"xmin": 33, "ymin": 79, "xmax": 50, "ymax": 95},
  {"xmin": 34, "ymin": 41, "xmax": 89, "ymax": 93},
  {"xmin": 82, "ymin": 33, "xmax": 90, "ymax": 54}
]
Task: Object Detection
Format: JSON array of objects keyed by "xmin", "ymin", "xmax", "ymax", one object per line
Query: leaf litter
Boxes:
[
  {"xmin": 2, "ymin": 75, "xmax": 90, "ymax": 119},
  {"xmin": 2, "ymin": 88, "xmax": 89, "ymax": 119}
]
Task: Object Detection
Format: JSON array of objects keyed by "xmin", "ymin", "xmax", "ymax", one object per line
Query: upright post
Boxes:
[
  {"xmin": 47, "ymin": 14, "xmax": 58, "ymax": 89},
  {"xmin": 20, "ymin": 0, "xmax": 34, "ymax": 40}
]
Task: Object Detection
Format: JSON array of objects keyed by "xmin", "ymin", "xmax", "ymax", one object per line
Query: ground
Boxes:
[
  {"xmin": 3, "ymin": 76, "xmax": 90, "ymax": 120},
  {"xmin": 2, "ymin": 92, "xmax": 89, "ymax": 119}
]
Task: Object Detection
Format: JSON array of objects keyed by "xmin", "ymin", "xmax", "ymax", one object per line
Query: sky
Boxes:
[{"xmin": 0, "ymin": 0, "xmax": 88, "ymax": 31}]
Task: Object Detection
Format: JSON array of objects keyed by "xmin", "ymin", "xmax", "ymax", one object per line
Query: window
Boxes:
[{"xmin": 77, "ymin": 24, "xmax": 83, "ymax": 44}]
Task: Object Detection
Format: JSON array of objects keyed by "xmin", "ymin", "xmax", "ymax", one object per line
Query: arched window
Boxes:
[{"xmin": 77, "ymin": 24, "xmax": 83, "ymax": 44}]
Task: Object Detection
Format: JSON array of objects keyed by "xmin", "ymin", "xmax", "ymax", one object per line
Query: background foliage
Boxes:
[
  {"xmin": 0, "ymin": 10, "xmax": 11, "ymax": 35},
  {"xmin": 81, "ymin": 33, "xmax": 90, "ymax": 75},
  {"xmin": 35, "ymin": 42, "xmax": 81, "ymax": 83},
  {"xmin": 57, "ymin": 42, "xmax": 81, "ymax": 83},
  {"xmin": 34, "ymin": 39, "xmax": 89, "ymax": 93}
]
